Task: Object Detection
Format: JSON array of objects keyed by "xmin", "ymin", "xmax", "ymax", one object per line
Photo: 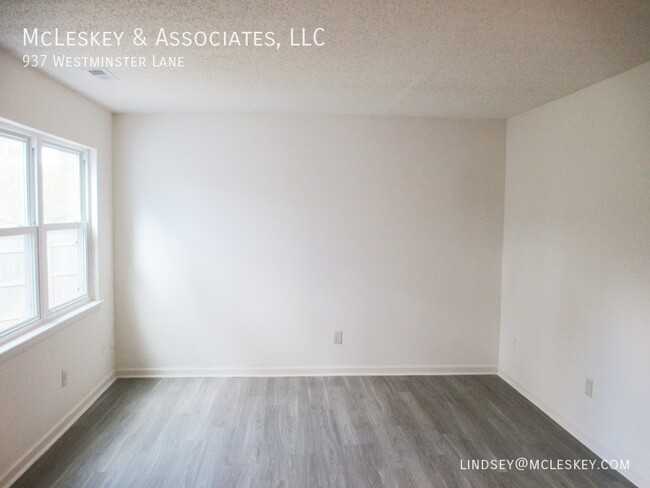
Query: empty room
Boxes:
[{"xmin": 0, "ymin": 1, "xmax": 648, "ymax": 487}]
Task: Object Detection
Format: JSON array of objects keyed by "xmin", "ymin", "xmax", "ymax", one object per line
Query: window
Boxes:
[{"xmin": 0, "ymin": 120, "xmax": 92, "ymax": 339}]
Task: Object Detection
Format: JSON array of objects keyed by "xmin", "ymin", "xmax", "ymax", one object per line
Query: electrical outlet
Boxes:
[
  {"xmin": 334, "ymin": 331, "xmax": 343, "ymax": 345},
  {"xmin": 585, "ymin": 377, "xmax": 593, "ymax": 398},
  {"xmin": 512, "ymin": 336, "xmax": 517, "ymax": 348},
  {"xmin": 110, "ymin": 336, "xmax": 115, "ymax": 350},
  {"xmin": 61, "ymin": 369, "xmax": 68, "ymax": 388}
]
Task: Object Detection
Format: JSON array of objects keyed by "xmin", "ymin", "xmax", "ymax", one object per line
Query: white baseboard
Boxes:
[
  {"xmin": 0, "ymin": 372, "xmax": 116, "ymax": 488},
  {"xmin": 498, "ymin": 370, "xmax": 648, "ymax": 488},
  {"xmin": 117, "ymin": 364, "xmax": 497, "ymax": 378}
]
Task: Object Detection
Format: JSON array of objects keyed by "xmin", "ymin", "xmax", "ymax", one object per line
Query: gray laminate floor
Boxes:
[{"xmin": 14, "ymin": 376, "xmax": 634, "ymax": 488}]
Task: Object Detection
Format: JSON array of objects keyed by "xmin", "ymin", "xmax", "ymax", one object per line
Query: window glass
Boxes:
[
  {"xmin": 0, "ymin": 234, "xmax": 38, "ymax": 334},
  {"xmin": 42, "ymin": 146, "xmax": 82, "ymax": 223},
  {"xmin": 0, "ymin": 135, "xmax": 28, "ymax": 227},
  {"xmin": 47, "ymin": 228, "xmax": 87, "ymax": 309}
]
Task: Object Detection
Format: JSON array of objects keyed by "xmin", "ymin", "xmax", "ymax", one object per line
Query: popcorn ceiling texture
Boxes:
[{"xmin": 0, "ymin": 0, "xmax": 648, "ymax": 117}]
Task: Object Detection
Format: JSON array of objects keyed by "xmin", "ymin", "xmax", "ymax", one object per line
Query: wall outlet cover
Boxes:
[{"xmin": 334, "ymin": 331, "xmax": 343, "ymax": 345}]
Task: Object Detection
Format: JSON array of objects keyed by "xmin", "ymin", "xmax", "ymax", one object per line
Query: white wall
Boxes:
[
  {"xmin": 114, "ymin": 114, "xmax": 505, "ymax": 374},
  {"xmin": 499, "ymin": 62, "xmax": 650, "ymax": 487},
  {"xmin": 0, "ymin": 49, "xmax": 114, "ymax": 485}
]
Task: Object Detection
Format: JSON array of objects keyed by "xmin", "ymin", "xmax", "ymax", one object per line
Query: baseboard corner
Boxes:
[
  {"xmin": 0, "ymin": 371, "xmax": 116, "ymax": 488},
  {"xmin": 497, "ymin": 369, "xmax": 648, "ymax": 488}
]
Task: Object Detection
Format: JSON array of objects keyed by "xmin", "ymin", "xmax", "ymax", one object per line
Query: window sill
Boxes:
[{"xmin": 0, "ymin": 300, "xmax": 104, "ymax": 365}]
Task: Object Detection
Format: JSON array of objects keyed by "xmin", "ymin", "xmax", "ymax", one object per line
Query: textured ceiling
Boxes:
[{"xmin": 0, "ymin": 0, "xmax": 649, "ymax": 117}]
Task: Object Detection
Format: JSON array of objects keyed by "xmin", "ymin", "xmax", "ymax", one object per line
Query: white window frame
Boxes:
[{"xmin": 0, "ymin": 118, "xmax": 97, "ymax": 347}]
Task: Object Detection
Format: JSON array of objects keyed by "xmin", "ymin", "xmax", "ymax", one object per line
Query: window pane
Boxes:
[
  {"xmin": 0, "ymin": 234, "xmax": 38, "ymax": 334},
  {"xmin": 47, "ymin": 228, "xmax": 87, "ymax": 309},
  {"xmin": 0, "ymin": 134, "xmax": 28, "ymax": 227},
  {"xmin": 42, "ymin": 146, "xmax": 82, "ymax": 223}
]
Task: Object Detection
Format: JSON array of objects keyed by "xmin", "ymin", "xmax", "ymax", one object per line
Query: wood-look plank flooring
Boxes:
[{"xmin": 14, "ymin": 376, "xmax": 634, "ymax": 487}]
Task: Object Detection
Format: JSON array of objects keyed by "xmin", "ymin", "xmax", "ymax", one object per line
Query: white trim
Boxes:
[
  {"xmin": 0, "ymin": 300, "xmax": 102, "ymax": 364},
  {"xmin": 41, "ymin": 222, "xmax": 85, "ymax": 232},
  {"xmin": 498, "ymin": 370, "xmax": 648, "ymax": 488},
  {"xmin": 46, "ymin": 293, "xmax": 91, "ymax": 318},
  {"xmin": 117, "ymin": 364, "xmax": 497, "ymax": 378},
  {"xmin": 86, "ymin": 148, "xmax": 99, "ymax": 300},
  {"xmin": 35, "ymin": 134, "xmax": 47, "ymax": 325},
  {"xmin": 0, "ymin": 226, "xmax": 37, "ymax": 237},
  {"xmin": 0, "ymin": 118, "xmax": 90, "ymax": 154},
  {"xmin": 0, "ymin": 372, "xmax": 116, "ymax": 488},
  {"xmin": 0, "ymin": 127, "xmax": 30, "ymax": 143}
]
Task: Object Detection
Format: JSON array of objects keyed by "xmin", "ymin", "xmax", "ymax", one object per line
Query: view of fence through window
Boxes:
[
  {"xmin": 0, "ymin": 132, "xmax": 87, "ymax": 334},
  {"xmin": 0, "ymin": 135, "xmax": 32, "ymax": 331},
  {"xmin": 47, "ymin": 228, "xmax": 84, "ymax": 309},
  {"xmin": 0, "ymin": 234, "xmax": 36, "ymax": 331}
]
